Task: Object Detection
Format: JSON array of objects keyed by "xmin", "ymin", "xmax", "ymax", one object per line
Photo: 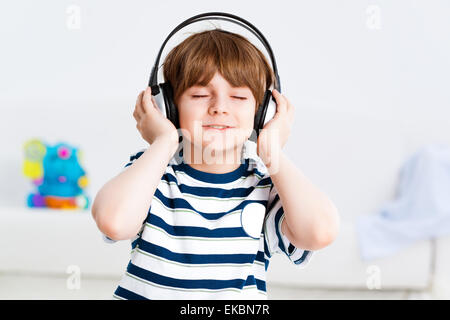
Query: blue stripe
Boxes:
[
  {"xmin": 255, "ymin": 278, "xmax": 266, "ymax": 292},
  {"xmin": 255, "ymin": 250, "xmax": 270, "ymax": 272},
  {"xmin": 255, "ymin": 250, "xmax": 265, "ymax": 264},
  {"xmin": 153, "ymin": 189, "xmax": 267, "ymax": 220},
  {"xmin": 114, "ymin": 285, "xmax": 149, "ymax": 300},
  {"xmin": 263, "ymin": 230, "xmax": 272, "ymax": 259},
  {"xmin": 131, "ymin": 238, "xmax": 139, "ymax": 250},
  {"xmin": 163, "ymin": 170, "xmax": 270, "ymax": 188},
  {"xmin": 127, "ymin": 262, "xmax": 257, "ymax": 290},
  {"xmin": 164, "ymin": 181, "xmax": 271, "ymax": 199},
  {"xmin": 130, "ymin": 151, "xmax": 144, "ymax": 162},
  {"xmin": 148, "ymin": 214, "xmax": 250, "ymax": 238},
  {"xmin": 171, "ymin": 158, "xmax": 250, "ymax": 184},
  {"xmin": 288, "ymin": 243, "xmax": 295, "ymax": 255},
  {"xmin": 253, "ymin": 168, "xmax": 269, "ymax": 180},
  {"xmin": 161, "ymin": 172, "xmax": 179, "ymax": 184},
  {"xmin": 267, "ymin": 193, "xmax": 279, "ymax": 213},
  {"xmin": 257, "ymin": 177, "xmax": 272, "ymax": 186},
  {"xmin": 124, "ymin": 151, "xmax": 145, "ymax": 168},
  {"xmin": 294, "ymin": 250, "xmax": 311, "ymax": 265},
  {"xmin": 137, "ymin": 238, "xmax": 256, "ymax": 265},
  {"xmin": 274, "ymin": 207, "xmax": 286, "ymax": 253}
]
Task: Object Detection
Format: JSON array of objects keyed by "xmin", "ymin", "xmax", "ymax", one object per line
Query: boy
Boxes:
[{"xmin": 92, "ymin": 29, "xmax": 340, "ymax": 300}]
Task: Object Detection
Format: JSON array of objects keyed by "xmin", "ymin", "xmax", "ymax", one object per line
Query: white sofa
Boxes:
[
  {"xmin": 1, "ymin": 104, "xmax": 449, "ymax": 297},
  {"xmin": 0, "ymin": 205, "xmax": 438, "ymax": 291}
]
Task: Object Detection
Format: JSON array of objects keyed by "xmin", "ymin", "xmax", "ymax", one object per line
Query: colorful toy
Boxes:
[{"xmin": 22, "ymin": 138, "xmax": 90, "ymax": 210}]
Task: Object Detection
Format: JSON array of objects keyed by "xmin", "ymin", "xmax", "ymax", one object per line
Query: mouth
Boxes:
[{"xmin": 202, "ymin": 124, "xmax": 235, "ymax": 131}]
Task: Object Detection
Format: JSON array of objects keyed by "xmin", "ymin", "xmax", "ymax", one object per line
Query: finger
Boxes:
[
  {"xmin": 272, "ymin": 89, "xmax": 287, "ymax": 114},
  {"xmin": 141, "ymin": 87, "xmax": 154, "ymax": 114},
  {"xmin": 136, "ymin": 90, "xmax": 144, "ymax": 104},
  {"xmin": 273, "ymin": 89, "xmax": 287, "ymax": 114},
  {"xmin": 133, "ymin": 108, "xmax": 139, "ymax": 121},
  {"xmin": 135, "ymin": 90, "xmax": 145, "ymax": 115}
]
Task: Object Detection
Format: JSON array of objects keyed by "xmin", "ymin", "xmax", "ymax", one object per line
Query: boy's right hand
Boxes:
[{"xmin": 133, "ymin": 87, "xmax": 178, "ymax": 146}]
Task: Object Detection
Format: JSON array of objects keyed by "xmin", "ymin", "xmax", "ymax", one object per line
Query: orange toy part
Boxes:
[{"xmin": 45, "ymin": 196, "xmax": 78, "ymax": 209}]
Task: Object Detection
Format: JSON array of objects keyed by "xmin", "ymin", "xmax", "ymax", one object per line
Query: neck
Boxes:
[{"xmin": 182, "ymin": 141, "xmax": 244, "ymax": 174}]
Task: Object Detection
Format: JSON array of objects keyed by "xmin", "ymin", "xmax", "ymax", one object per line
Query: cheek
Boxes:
[
  {"xmin": 179, "ymin": 105, "xmax": 198, "ymax": 128},
  {"xmin": 241, "ymin": 110, "xmax": 256, "ymax": 129},
  {"xmin": 235, "ymin": 113, "xmax": 255, "ymax": 141},
  {"xmin": 178, "ymin": 111, "xmax": 203, "ymax": 142}
]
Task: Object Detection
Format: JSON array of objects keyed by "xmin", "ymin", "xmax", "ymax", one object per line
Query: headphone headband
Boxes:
[{"xmin": 148, "ymin": 11, "xmax": 281, "ymax": 94}]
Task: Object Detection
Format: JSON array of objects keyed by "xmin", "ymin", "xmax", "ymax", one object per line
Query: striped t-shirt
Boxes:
[{"xmin": 104, "ymin": 145, "xmax": 313, "ymax": 300}]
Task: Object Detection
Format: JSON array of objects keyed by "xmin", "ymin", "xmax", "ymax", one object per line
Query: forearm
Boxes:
[
  {"xmin": 267, "ymin": 151, "xmax": 340, "ymax": 250},
  {"xmin": 92, "ymin": 137, "xmax": 178, "ymax": 240}
]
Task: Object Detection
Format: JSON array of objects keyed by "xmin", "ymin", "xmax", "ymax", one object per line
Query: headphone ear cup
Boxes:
[
  {"xmin": 253, "ymin": 90, "xmax": 272, "ymax": 137},
  {"xmin": 151, "ymin": 85, "xmax": 167, "ymax": 118},
  {"xmin": 263, "ymin": 91, "xmax": 277, "ymax": 127},
  {"xmin": 160, "ymin": 82, "xmax": 180, "ymax": 129}
]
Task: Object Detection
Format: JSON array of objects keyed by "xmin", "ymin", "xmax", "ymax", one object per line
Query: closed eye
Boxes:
[{"xmin": 191, "ymin": 95, "xmax": 247, "ymax": 100}]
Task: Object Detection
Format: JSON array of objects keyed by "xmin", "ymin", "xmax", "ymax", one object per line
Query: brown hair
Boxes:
[{"xmin": 162, "ymin": 29, "xmax": 276, "ymax": 111}]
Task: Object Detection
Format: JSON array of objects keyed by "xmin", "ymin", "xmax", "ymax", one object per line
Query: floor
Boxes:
[{"xmin": 0, "ymin": 272, "xmax": 436, "ymax": 300}]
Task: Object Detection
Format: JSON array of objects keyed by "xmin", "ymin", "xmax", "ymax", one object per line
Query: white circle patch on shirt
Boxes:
[{"xmin": 240, "ymin": 202, "xmax": 266, "ymax": 239}]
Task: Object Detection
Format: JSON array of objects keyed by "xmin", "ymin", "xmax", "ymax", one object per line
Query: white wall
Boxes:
[
  {"xmin": 1, "ymin": 0, "xmax": 450, "ymax": 289},
  {"xmin": 2, "ymin": 0, "xmax": 450, "ymax": 210}
]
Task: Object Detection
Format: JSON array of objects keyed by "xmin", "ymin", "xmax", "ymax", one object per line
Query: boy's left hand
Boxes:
[{"xmin": 256, "ymin": 89, "xmax": 295, "ymax": 166}]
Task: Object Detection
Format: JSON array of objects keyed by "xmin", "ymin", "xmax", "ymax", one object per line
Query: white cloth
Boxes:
[{"xmin": 356, "ymin": 144, "xmax": 450, "ymax": 261}]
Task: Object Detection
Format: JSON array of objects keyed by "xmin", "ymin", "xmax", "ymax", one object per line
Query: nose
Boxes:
[{"xmin": 208, "ymin": 95, "xmax": 229, "ymax": 116}]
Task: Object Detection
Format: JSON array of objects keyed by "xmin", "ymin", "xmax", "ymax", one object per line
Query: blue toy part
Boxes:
[{"xmin": 23, "ymin": 139, "xmax": 90, "ymax": 210}]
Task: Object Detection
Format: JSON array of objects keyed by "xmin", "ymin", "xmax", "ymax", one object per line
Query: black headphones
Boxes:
[{"xmin": 148, "ymin": 12, "xmax": 281, "ymax": 141}]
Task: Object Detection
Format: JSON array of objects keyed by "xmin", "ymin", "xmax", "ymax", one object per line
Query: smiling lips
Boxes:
[{"xmin": 202, "ymin": 124, "xmax": 234, "ymax": 131}]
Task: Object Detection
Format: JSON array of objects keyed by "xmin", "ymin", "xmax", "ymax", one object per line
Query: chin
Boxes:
[
  {"xmin": 202, "ymin": 140, "xmax": 238, "ymax": 152},
  {"xmin": 201, "ymin": 140, "xmax": 243, "ymax": 160}
]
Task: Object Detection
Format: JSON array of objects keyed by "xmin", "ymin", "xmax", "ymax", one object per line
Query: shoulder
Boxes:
[
  {"xmin": 122, "ymin": 147, "xmax": 179, "ymax": 173},
  {"xmin": 243, "ymin": 159, "xmax": 273, "ymax": 199},
  {"xmin": 122, "ymin": 148, "xmax": 147, "ymax": 170},
  {"xmin": 243, "ymin": 141, "xmax": 272, "ymax": 182},
  {"xmin": 246, "ymin": 158, "xmax": 270, "ymax": 181},
  {"xmin": 125, "ymin": 146, "xmax": 182, "ymax": 164},
  {"xmin": 128, "ymin": 148, "xmax": 146, "ymax": 161}
]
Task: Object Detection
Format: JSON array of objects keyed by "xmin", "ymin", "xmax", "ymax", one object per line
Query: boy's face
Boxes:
[{"xmin": 177, "ymin": 72, "xmax": 256, "ymax": 157}]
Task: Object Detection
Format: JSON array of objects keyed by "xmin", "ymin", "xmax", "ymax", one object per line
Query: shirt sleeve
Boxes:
[
  {"xmin": 101, "ymin": 148, "xmax": 148, "ymax": 244},
  {"xmin": 121, "ymin": 148, "xmax": 147, "ymax": 172},
  {"xmin": 263, "ymin": 182, "xmax": 314, "ymax": 268}
]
